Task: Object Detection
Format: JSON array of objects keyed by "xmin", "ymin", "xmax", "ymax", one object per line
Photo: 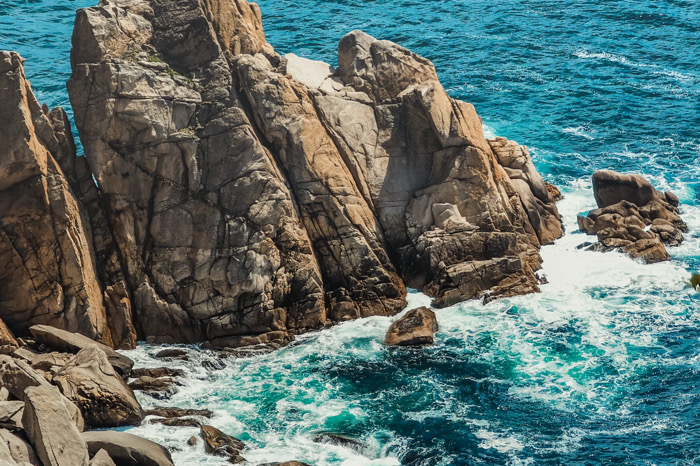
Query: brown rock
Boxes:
[
  {"xmin": 22, "ymin": 385, "xmax": 89, "ymax": 466},
  {"xmin": 128, "ymin": 376, "xmax": 178, "ymax": 398},
  {"xmin": 0, "ymin": 402, "xmax": 23, "ymax": 431},
  {"xmin": 201, "ymin": 424, "xmax": 246, "ymax": 463},
  {"xmin": 0, "ymin": 319, "xmax": 17, "ymax": 349},
  {"xmin": 580, "ymin": 171, "xmax": 686, "ymax": 262},
  {"xmin": 0, "ymin": 52, "xmax": 131, "ymax": 348},
  {"xmin": 131, "ymin": 367, "xmax": 185, "ymax": 378},
  {"xmin": 51, "ymin": 345, "xmax": 144, "ymax": 427},
  {"xmin": 384, "ymin": 307, "xmax": 439, "ymax": 346},
  {"xmin": 144, "ymin": 406, "xmax": 213, "ymax": 418}
]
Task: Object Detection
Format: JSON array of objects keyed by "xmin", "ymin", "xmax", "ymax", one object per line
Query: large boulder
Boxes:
[
  {"xmin": 22, "ymin": 385, "xmax": 89, "ymax": 466},
  {"xmin": 579, "ymin": 171, "xmax": 687, "ymax": 262},
  {"xmin": 29, "ymin": 325, "xmax": 133, "ymax": 377},
  {"xmin": 51, "ymin": 345, "xmax": 143, "ymax": 427},
  {"xmin": 0, "ymin": 319, "xmax": 17, "ymax": 349},
  {"xmin": 0, "ymin": 52, "xmax": 135, "ymax": 348},
  {"xmin": 0, "ymin": 355, "xmax": 84, "ymax": 431},
  {"xmin": 88, "ymin": 449, "xmax": 116, "ymax": 466},
  {"xmin": 81, "ymin": 431, "xmax": 174, "ymax": 466},
  {"xmin": 384, "ymin": 307, "xmax": 439, "ymax": 346}
]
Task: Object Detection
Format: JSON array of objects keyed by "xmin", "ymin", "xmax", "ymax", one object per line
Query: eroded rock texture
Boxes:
[
  {"xmin": 0, "ymin": 51, "xmax": 136, "ymax": 349},
  {"xmin": 64, "ymin": 0, "xmax": 562, "ymax": 344}
]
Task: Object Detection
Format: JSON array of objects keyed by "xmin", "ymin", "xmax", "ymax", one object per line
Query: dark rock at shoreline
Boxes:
[
  {"xmin": 154, "ymin": 348, "xmax": 188, "ymax": 360},
  {"xmin": 313, "ymin": 432, "xmax": 364, "ymax": 451},
  {"xmin": 384, "ymin": 307, "xmax": 439, "ymax": 347},
  {"xmin": 131, "ymin": 367, "xmax": 185, "ymax": 378},
  {"xmin": 201, "ymin": 424, "xmax": 246, "ymax": 463},
  {"xmin": 579, "ymin": 170, "xmax": 687, "ymax": 262},
  {"xmin": 129, "ymin": 376, "xmax": 179, "ymax": 398},
  {"xmin": 145, "ymin": 406, "xmax": 213, "ymax": 418}
]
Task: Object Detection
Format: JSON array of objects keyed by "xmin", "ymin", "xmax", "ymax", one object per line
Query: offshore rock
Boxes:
[
  {"xmin": 200, "ymin": 424, "xmax": 246, "ymax": 463},
  {"xmin": 0, "ymin": 52, "xmax": 136, "ymax": 348},
  {"xmin": 60, "ymin": 0, "xmax": 562, "ymax": 343},
  {"xmin": 579, "ymin": 171, "xmax": 686, "ymax": 263},
  {"xmin": 384, "ymin": 307, "xmax": 439, "ymax": 346}
]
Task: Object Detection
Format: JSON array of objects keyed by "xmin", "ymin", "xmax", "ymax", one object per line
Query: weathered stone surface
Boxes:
[
  {"xmin": 88, "ymin": 449, "xmax": 116, "ymax": 466},
  {"xmin": 0, "ymin": 428, "xmax": 40, "ymax": 465},
  {"xmin": 51, "ymin": 345, "xmax": 144, "ymax": 427},
  {"xmin": 384, "ymin": 307, "xmax": 439, "ymax": 346},
  {"xmin": 53, "ymin": 0, "xmax": 563, "ymax": 344},
  {"xmin": 154, "ymin": 348, "xmax": 187, "ymax": 360},
  {"xmin": 128, "ymin": 376, "xmax": 178, "ymax": 398},
  {"xmin": 201, "ymin": 424, "xmax": 246, "ymax": 463},
  {"xmin": 82, "ymin": 431, "xmax": 174, "ymax": 466},
  {"xmin": 131, "ymin": 367, "xmax": 185, "ymax": 378},
  {"xmin": 144, "ymin": 406, "xmax": 213, "ymax": 418},
  {"xmin": 0, "ymin": 52, "xmax": 132, "ymax": 348},
  {"xmin": 579, "ymin": 171, "xmax": 686, "ymax": 262},
  {"xmin": 0, "ymin": 402, "xmax": 24, "ymax": 431},
  {"xmin": 22, "ymin": 385, "xmax": 89, "ymax": 466},
  {"xmin": 12, "ymin": 348, "xmax": 73, "ymax": 373},
  {"xmin": 29, "ymin": 325, "xmax": 133, "ymax": 377}
]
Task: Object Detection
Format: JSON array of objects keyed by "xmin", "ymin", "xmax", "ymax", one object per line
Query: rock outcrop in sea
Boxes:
[
  {"xmin": 578, "ymin": 170, "xmax": 686, "ymax": 262},
  {"xmin": 1, "ymin": 0, "xmax": 562, "ymax": 349}
]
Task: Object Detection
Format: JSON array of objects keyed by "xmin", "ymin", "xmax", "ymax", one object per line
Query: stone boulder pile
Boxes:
[{"xmin": 578, "ymin": 170, "xmax": 687, "ymax": 262}]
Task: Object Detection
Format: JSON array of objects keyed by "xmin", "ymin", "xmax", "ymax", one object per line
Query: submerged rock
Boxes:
[
  {"xmin": 384, "ymin": 307, "xmax": 439, "ymax": 346},
  {"xmin": 579, "ymin": 170, "xmax": 687, "ymax": 262}
]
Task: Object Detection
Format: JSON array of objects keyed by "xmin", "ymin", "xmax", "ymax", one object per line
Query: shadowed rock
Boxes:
[
  {"xmin": 201, "ymin": 424, "xmax": 246, "ymax": 463},
  {"xmin": 89, "ymin": 449, "xmax": 116, "ymax": 466},
  {"xmin": 384, "ymin": 307, "xmax": 439, "ymax": 346},
  {"xmin": 0, "ymin": 428, "xmax": 40, "ymax": 465}
]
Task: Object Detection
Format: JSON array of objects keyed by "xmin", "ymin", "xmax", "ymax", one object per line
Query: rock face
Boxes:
[
  {"xmin": 0, "ymin": 51, "xmax": 137, "ymax": 349},
  {"xmin": 57, "ymin": 0, "xmax": 561, "ymax": 345},
  {"xmin": 51, "ymin": 345, "xmax": 143, "ymax": 428},
  {"xmin": 578, "ymin": 170, "xmax": 686, "ymax": 263},
  {"xmin": 384, "ymin": 307, "xmax": 439, "ymax": 346}
]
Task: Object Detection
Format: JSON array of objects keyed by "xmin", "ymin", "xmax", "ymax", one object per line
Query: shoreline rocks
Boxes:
[{"xmin": 578, "ymin": 170, "xmax": 686, "ymax": 262}]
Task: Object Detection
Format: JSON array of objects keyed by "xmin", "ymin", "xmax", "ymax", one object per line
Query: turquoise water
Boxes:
[{"xmin": 2, "ymin": 0, "xmax": 700, "ymax": 464}]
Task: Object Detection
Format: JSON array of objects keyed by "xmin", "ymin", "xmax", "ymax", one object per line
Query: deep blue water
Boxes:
[{"xmin": 2, "ymin": 1, "xmax": 700, "ymax": 464}]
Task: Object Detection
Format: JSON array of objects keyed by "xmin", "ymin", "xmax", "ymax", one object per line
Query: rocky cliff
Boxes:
[{"xmin": 1, "ymin": 0, "xmax": 562, "ymax": 348}]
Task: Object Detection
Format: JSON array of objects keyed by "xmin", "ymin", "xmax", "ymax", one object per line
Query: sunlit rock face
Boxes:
[{"xmin": 63, "ymin": 0, "xmax": 561, "ymax": 344}]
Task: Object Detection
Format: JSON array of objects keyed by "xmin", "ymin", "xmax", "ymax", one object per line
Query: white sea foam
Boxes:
[{"xmin": 121, "ymin": 181, "xmax": 700, "ymax": 464}]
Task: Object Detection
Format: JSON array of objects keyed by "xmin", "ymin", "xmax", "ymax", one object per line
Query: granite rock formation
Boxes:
[
  {"xmin": 1, "ymin": 0, "xmax": 562, "ymax": 349},
  {"xmin": 578, "ymin": 170, "xmax": 686, "ymax": 262},
  {"xmin": 384, "ymin": 306, "xmax": 439, "ymax": 346},
  {"xmin": 59, "ymin": 0, "xmax": 561, "ymax": 345}
]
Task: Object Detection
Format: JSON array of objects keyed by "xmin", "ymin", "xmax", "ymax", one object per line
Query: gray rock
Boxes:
[
  {"xmin": 384, "ymin": 307, "xmax": 439, "ymax": 346},
  {"xmin": 51, "ymin": 345, "xmax": 144, "ymax": 427},
  {"xmin": 0, "ymin": 428, "xmax": 40, "ymax": 466},
  {"xmin": 81, "ymin": 431, "xmax": 174, "ymax": 466},
  {"xmin": 88, "ymin": 449, "xmax": 115, "ymax": 466},
  {"xmin": 22, "ymin": 385, "xmax": 89, "ymax": 466},
  {"xmin": 29, "ymin": 325, "xmax": 134, "ymax": 377}
]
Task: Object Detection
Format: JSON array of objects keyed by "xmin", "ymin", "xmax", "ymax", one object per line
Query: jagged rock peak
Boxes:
[
  {"xmin": 0, "ymin": 51, "xmax": 137, "ymax": 349},
  {"xmin": 60, "ymin": 0, "xmax": 563, "ymax": 345}
]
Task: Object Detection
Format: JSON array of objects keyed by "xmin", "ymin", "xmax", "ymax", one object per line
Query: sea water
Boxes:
[{"xmin": 1, "ymin": 0, "xmax": 699, "ymax": 464}]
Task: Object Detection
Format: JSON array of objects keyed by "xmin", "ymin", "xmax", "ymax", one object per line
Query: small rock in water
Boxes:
[
  {"xmin": 313, "ymin": 432, "xmax": 364, "ymax": 451},
  {"xmin": 128, "ymin": 376, "xmax": 178, "ymax": 399},
  {"xmin": 145, "ymin": 407, "xmax": 213, "ymax": 418},
  {"xmin": 384, "ymin": 307, "xmax": 439, "ymax": 347},
  {"xmin": 200, "ymin": 424, "xmax": 246, "ymax": 463},
  {"xmin": 187, "ymin": 436, "xmax": 197, "ymax": 446},
  {"xmin": 131, "ymin": 367, "xmax": 185, "ymax": 378}
]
